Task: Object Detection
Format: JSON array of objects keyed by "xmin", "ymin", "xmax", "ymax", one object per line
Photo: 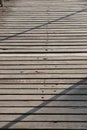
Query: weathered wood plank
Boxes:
[
  {"xmin": 0, "ymin": 0, "xmax": 87, "ymax": 129},
  {"xmin": 0, "ymin": 107, "xmax": 87, "ymax": 114},
  {"xmin": 0, "ymin": 84, "xmax": 87, "ymax": 89},
  {"xmin": 0, "ymin": 88, "xmax": 87, "ymax": 94},
  {"xmin": 0, "ymin": 95, "xmax": 87, "ymax": 101},
  {"xmin": 0, "ymin": 69, "xmax": 87, "ymax": 74},
  {"xmin": 0, "ymin": 55, "xmax": 87, "ymax": 60},
  {"xmin": 0, "ymin": 74, "xmax": 87, "ymax": 78},
  {"xmin": 0, "ymin": 79, "xmax": 86, "ymax": 85},
  {"xmin": 0, "ymin": 122, "xmax": 87, "ymax": 129},
  {"xmin": 0, "ymin": 115, "xmax": 87, "ymax": 122},
  {"xmin": 0, "ymin": 60, "xmax": 87, "ymax": 64},
  {"xmin": 0, "ymin": 65, "xmax": 86, "ymax": 69}
]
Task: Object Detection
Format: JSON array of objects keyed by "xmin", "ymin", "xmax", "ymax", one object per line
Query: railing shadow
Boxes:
[
  {"xmin": 0, "ymin": 4, "xmax": 87, "ymax": 129},
  {"xmin": 0, "ymin": 7, "xmax": 87, "ymax": 42},
  {"xmin": 1, "ymin": 77, "xmax": 87, "ymax": 129}
]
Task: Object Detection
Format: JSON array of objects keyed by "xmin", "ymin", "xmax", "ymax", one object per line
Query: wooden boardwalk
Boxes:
[{"xmin": 0, "ymin": 0, "xmax": 87, "ymax": 129}]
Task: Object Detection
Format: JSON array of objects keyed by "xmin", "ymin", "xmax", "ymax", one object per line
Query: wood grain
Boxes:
[{"xmin": 0, "ymin": 0, "xmax": 87, "ymax": 129}]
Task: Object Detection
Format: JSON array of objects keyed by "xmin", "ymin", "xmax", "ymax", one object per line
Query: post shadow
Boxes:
[
  {"xmin": 1, "ymin": 77, "xmax": 87, "ymax": 129},
  {"xmin": 0, "ymin": 0, "xmax": 4, "ymax": 7}
]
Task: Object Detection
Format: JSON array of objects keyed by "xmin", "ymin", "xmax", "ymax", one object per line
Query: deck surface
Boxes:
[{"xmin": 0, "ymin": 0, "xmax": 87, "ymax": 129}]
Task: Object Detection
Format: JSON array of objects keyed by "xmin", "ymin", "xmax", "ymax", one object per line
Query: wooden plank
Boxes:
[
  {"xmin": 0, "ymin": 95, "xmax": 87, "ymax": 101},
  {"xmin": 0, "ymin": 122, "xmax": 87, "ymax": 129},
  {"xmin": 0, "ymin": 107, "xmax": 87, "ymax": 114},
  {"xmin": 0, "ymin": 84, "xmax": 87, "ymax": 89},
  {"xmin": 0, "ymin": 79, "xmax": 86, "ymax": 84},
  {"xmin": 0, "ymin": 69, "xmax": 87, "ymax": 74},
  {"xmin": 0, "ymin": 60, "xmax": 87, "ymax": 64},
  {"xmin": 1, "ymin": 43, "xmax": 87, "ymax": 46},
  {"xmin": 0, "ymin": 73, "xmax": 87, "ymax": 78},
  {"xmin": 0, "ymin": 88, "xmax": 87, "ymax": 94},
  {"xmin": 0, "ymin": 115, "xmax": 87, "ymax": 122},
  {"xmin": 0, "ymin": 65, "xmax": 86, "ymax": 70},
  {"xmin": 0, "ymin": 0, "xmax": 87, "ymax": 129},
  {"xmin": 0, "ymin": 55, "xmax": 87, "ymax": 60},
  {"xmin": 1, "ymin": 49, "xmax": 87, "ymax": 53},
  {"xmin": 0, "ymin": 100, "xmax": 87, "ymax": 106}
]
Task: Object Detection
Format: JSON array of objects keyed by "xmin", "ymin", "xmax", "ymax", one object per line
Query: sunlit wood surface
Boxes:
[{"xmin": 0, "ymin": 0, "xmax": 87, "ymax": 129}]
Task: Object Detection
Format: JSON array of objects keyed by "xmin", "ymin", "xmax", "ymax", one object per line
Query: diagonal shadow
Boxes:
[
  {"xmin": 0, "ymin": 7, "xmax": 87, "ymax": 42},
  {"xmin": 1, "ymin": 77, "xmax": 87, "ymax": 129},
  {"xmin": 0, "ymin": 5, "xmax": 87, "ymax": 129}
]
